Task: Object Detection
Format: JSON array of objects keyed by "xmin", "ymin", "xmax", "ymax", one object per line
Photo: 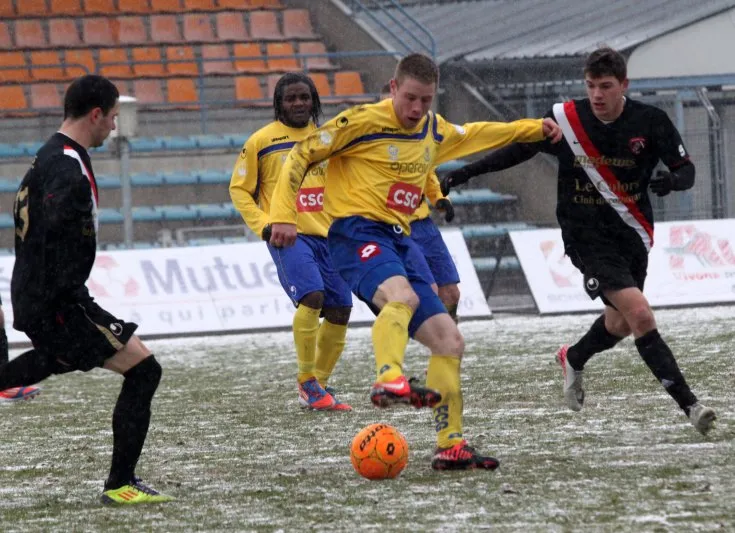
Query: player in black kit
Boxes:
[
  {"xmin": 441, "ymin": 47, "xmax": 715, "ymax": 435},
  {"xmin": 1, "ymin": 75, "xmax": 173, "ymax": 503}
]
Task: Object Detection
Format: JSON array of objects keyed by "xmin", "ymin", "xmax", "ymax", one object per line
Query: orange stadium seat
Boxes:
[
  {"xmin": 0, "ymin": 3, "xmax": 15, "ymax": 17},
  {"xmin": 233, "ymin": 43, "xmax": 266, "ymax": 73},
  {"xmin": 115, "ymin": 16, "xmax": 149, "ymax": 45},
  {"xmin": 201, "ymin": 44, "xmax": 234, "ymax": 75},
  {"xmin": 131, "ymin": 47, "xmax": 165, "ymax": 77},
  {"xmin": 216, "ymin": 0, "xmax": 247, "ymax": 8},
  {"xmin": 0, "ymin": 52, "xmax": 30, "ymax": 83},
  {"xmin": 118, "ymin": 0, "xmax": 151, "ymax": 13},
  {"xmin": 166, "ymin": 77, "xmax": 198, "ymax": 107},
  {"xmin": 0, "ymin": 86, "xmax": 28, "ymax": 113},
  {"xmin": 299, "ymin": 42, "xmax": 335, "ymax": 71},
  {"xmin": 282, "ymin": 9, "xmax": 315, "ymax": 39},
  {"xmin": 133, "ymin": 79, "xmax": 165, "ymax": 105},
  {"xmin": 308, "ymin": 72, "xmax": 331, "ymax": 98},
  {"xmin": 64, "ymin": 49, "xmax": 96, "ymax": 77},
  {"xmin": 110, "ymin": 79, "xmax": 131, "ymax": 95},
  {"xmin": 247, "ymin": 0, "xmax": 283, "ymax": 8},
  {"xmin": 216, "ymin": 12, "xmax": 249, "ymax": 41},
  {"xmin": 49, "ymin": 19, "xmax": 82, "ymax": 48},
  {"xmin": 0, "ymin": 23, "xmax": 12, "ymax": 50},
  {"xmin": 30, "ymin": 50, "xmax": 65, "ymax": 81},
  {"xmin": 83, "ymin": 18, "xmax": 115, "ymax": 46},
  {"xmin": 150, "ymin": 15, "xmax": 182, "ymax": 43},
  {"xmin": 150, "ymin": 0, "xmax": 184, "ymax": 12},
  {"xmin": 334, "ymin": 71, "xmax": 365, "ymax": 98},
  {"xmin": 183, "ymin": 0, "xmax": 215, "ymax": 10},
  {"xmin": 16, "ymin": 0, "xmax": 48, "ymax": 17},
  {"xmin": 50, "ymin": 0, "xmax": 83, "ymax": 15},
  {"xmin": 235, "ymin": 76, "xmax": 264, "ymax": 103},
  {"xmin": 266, "ymin": 42, "xmax": 297, "ymax": 72},
  {"xmin": 14, "ymin": 20, "xmax": 48, "ymax": 49},
  {"xmin": 83, "ymin": 0, "xmax": 115, "ymax": 14},
  {"xmin": 183, "ymin": 14, "xmax": 216, "ymax": 42},
  {"xmin": 30, "ymin": 83, "xmax": 62, "ymax": 109},
  {"xmin": 165, "ymin": 46, "xmax": 197, "ymax": 75},
  {"xmin": 99, "ymin": 48, "xmax": 133, "ymax": 78},
  {"xmin": 249, "ymin": 11, "xmax": 282, "ymax": 40}
]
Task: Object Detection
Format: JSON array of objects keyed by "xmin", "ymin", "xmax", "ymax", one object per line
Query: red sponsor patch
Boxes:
[
  {"xmin": 386, "ymin": 182, "xmax": 422, "ymax": 214},
  {"xmin": 358, "ymin": 242, "xmax": 381, "ymax": 262},
  {"xmin": 297, "ymin": 187, "xmax": 324, "ymax": 212}
]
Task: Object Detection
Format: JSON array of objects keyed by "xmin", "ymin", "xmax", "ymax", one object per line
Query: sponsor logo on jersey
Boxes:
[
  {"xmin": 320, "ymin": 131, "xmax": 333, "ymax": 146},
  {"xmin": 297, "ymin": 187, "xmax": 324, "ymax": 212},
  {"xmin": 386, "ymin": 182, "xmax": 422, "ymax": 214},
  {"xmin": 271, "ymin": 135, "xmax": 289, "ymax": 142},
  {"xmin": 358, "ymin": 242, "xmax": 382, "ymax": 262},
  {"xmin": 336, "ymin": 116, "xmax": 349, "ymax": 128}
]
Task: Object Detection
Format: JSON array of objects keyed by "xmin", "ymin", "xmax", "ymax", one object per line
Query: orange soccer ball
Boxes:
[{"xmin": 350, "ymin": 423, "xmax": 409, "ymax": 480}]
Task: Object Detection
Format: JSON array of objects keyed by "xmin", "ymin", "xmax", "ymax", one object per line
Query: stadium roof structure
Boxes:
[{"xmin": 356, "ymin": 0, "xmax": 735, "ymax": 64}]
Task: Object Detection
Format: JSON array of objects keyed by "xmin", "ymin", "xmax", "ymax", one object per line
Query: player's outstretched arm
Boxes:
[
  {"xmin": 440, "ymin": 143, "xmax": 542, "ymax": 195},
  {"xmin": 649, "ymin": 162, "xmax": 695, "ymax": 197}
]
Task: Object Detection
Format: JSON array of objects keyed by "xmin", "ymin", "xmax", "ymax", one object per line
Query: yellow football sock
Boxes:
[
  {"xmin": 315, "ymin": 320, "xmax": 348, "ymax": 387},
  {"xmin": 372, "ymin": 301, "xmax": 413, "ymax": 383},
  {"xmin": 293, "ymin": 304, "xmax": 321, "ymax": 384},
  {"xmin": 426, "ymin": 355, "xmax": 464, "ymax": 449}
]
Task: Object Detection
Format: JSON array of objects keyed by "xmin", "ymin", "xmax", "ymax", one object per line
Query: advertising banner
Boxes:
[
  {"xmin": 0, "ymin": 229, "xmax": 490, "ymax": 343},
  {"xmin": 510, "ymin": 219, "xmax": 735, "ymax": 314}
]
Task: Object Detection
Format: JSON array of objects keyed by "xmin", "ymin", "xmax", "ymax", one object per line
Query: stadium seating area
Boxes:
[{"xmin": 0, "ymin": 0, "xmax": 370, "ymax": 114}]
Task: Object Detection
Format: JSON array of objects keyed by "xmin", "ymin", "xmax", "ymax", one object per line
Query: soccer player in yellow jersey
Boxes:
[
  {"xmin": 269, "ymin": 54, "xmax": 562, "ymax": 470},
  {"xmin": 380, "ymin": 83, "xmax": 463, "ymax": 321},
  {"xmin": 229, "ymin": 73, "xmax": 352, "ymax": 411}
]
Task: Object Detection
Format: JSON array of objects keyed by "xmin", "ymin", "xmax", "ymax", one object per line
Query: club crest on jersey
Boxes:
[
  {"xmin": 423, "ymin": 147, "xmax": 431, "ymax": 161},
  {"xmin": 388, "ymin": 145, "xmax": 399, "ymax": 161},
  {"xmin": 628, "ymin": 136, "xmax": 646, "ymax": 155}
]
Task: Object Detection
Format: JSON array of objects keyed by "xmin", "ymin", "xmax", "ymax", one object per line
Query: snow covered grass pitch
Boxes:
[{"xmin": 1, "ymin": 306, "xmax": 734, "ymax": 530}]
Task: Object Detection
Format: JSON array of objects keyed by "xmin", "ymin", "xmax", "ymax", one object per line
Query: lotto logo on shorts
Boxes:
[
  {"xmin": 358, "ymin": 242, "xmax": 382, "ymax": 262},
  {"xmin": 297, "ymin": 187, "xmax": 324, "ymax": 212},
  {"xmin": 386, "ymin": 182, "xmax": 422, "ymax": 214}
]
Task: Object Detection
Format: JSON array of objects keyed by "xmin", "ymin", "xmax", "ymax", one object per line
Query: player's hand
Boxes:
[
  {"xmin": 542, "ymin": 118, "xmax": 562, "ymax": 144},
  {"xmin": 269, "ymin": 223, "xmax": 297, "ymax": 247},
  {"xmin": 649, "ymin": 170, "xmax": 673, "ymax": 197},
  {"xmin": 435, "ymin": 198, "xmax": 455, "ymax": 223},
  {"xmin": 440, "ymin": 168, "xmax": 470, "ymax": 196},
  {"xmin": 261, "ymin": 224, "xmax": 272, "ymax": 242}
]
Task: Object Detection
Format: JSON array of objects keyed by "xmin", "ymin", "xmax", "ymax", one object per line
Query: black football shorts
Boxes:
[
  {"xmin": 25, "ymin": 299, "xmax": 138, "ymax": 373},
  {"xmin": 564, "ymin": 231, "xmax": 648, "ymax": 308}
]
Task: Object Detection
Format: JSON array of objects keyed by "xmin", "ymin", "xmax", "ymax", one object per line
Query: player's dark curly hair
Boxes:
[
  {"xmin": 273, "ymin": 72, "xmax": 322, "ymax": 125},
  {"xmin": 584, "ymin": 47, "xmax": 627, "ymax": 82},
  {"xmin": 64, "ymin": 75, "xmax": 119, "ymax": 119}
]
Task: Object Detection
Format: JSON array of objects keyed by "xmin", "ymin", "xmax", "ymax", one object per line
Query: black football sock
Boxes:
[
  {"xmin": 105, "ymin": 356, "xmax": 162, "ymax": 491},
  {"xmin": 635, "ymin": 329, "xmax": 697, "ymax": 414},
  {"xmin": 566, "ymin": 315, "xmax": 623, "ymax": 370},
  {"xmin": 0, "ymin": 327, "xmax": 8, "ymax": 366},
  {"xmin": 0, "ymin": 349, "xmax": 53, "ymax": 389}
]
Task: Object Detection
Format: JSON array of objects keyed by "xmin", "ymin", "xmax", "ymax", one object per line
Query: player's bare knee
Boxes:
[
  {"xmin": 299, "ymin": 291, "xmax": 324, "ymax": 310},
  {"xmin": 400, "ymin": 290, "xmax": 420, "ymax": 311},
  {"xmin": 626, "ymin": 305, "xmax": 656, "ymax": 334},
  {"xmin": 605, "ymin": 314, "xmax": 631, "ymax": 337},
  {"xmin": 438, "ymin": 327, "xmax": 464, "ymax": 357},
  {"xmin": 438, "ymin": 284, "xmax": 460, "ymax": 307},
  {"xmin": 323, "ymin": 306, "xmax": 351, "ymax": 325}
]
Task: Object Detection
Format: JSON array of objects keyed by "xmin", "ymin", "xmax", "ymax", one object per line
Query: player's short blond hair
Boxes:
[{"xmin": 394, "ymin": 53, "xmax": 439, "ymax": 86}]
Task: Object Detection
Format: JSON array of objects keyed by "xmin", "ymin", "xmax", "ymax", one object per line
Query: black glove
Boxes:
[
  {"xmin": 435, "ymin": 198, "xmax": 455, "ymax": 223},
  {"xmin": 440, "ymin": 168, "xmax": 471, "ymax": 196},
  {"xmin": 649, "ymin": 170, "xmax": 675, "ymax": 197},
  {"xmin": 261, "ymin": 224, "xmax": 272, "ymax": 242}
]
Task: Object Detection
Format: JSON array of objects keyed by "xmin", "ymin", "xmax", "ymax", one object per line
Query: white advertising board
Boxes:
[
  {"xmin": 510, "ymin": 219, "xmax": 735, "ymax": 314},
  {"xmin": 0, "ymin": 229, "xmax": 490, "ymax": 343}
]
